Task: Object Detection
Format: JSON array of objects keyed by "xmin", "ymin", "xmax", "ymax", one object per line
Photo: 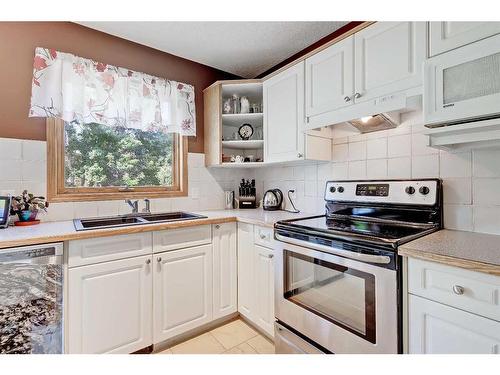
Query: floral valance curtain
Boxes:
[{"xmin": 29, "ymin": 47, "xmax": 196, "ymax": 136}]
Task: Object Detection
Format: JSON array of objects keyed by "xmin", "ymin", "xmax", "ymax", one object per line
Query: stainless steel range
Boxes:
[{"xmin": 274, "ymin": 179, "xmax": 442, "ymax": 354}]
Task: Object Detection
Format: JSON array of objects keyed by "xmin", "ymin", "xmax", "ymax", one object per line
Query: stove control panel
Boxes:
[
  {"xmin": 356, "ymin": 183, "xmax": 389, "ymax": 197},
  {"xmin": 325, "ymin": 180, "xmax": 439, "ymax": 206}
]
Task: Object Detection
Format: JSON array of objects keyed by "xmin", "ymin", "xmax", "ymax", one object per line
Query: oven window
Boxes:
[{"xmin": 283, "ymin": 250, "xmax": 376, "ymax": 343}]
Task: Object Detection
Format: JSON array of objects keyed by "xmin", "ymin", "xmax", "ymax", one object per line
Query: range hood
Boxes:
[
  {"xmin": 347, "ymin": 112, "xmax": 400, "ymax": 133},
  {"xmin": 304, "ymin": 90, "xmax": 422, "ymax": 133}
]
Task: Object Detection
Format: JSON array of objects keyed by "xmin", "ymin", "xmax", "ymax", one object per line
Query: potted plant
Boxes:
[{"xmin": 10, "ymin": 190, "xmax": 48, "ymax": 223}]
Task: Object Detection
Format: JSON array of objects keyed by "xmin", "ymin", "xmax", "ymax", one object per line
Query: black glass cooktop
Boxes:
[{"xmin": 278, "ymin": 215, "xmax": 429, "ymax": 241}]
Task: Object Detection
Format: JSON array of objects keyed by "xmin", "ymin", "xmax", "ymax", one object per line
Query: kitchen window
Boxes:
[{"xmin": 46, "ymin": 118, "xmax": 188, "ymax": 202}]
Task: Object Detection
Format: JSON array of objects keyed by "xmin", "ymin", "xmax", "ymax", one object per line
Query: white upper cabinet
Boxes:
[
  {"xmin": 429, "ymin": 22, "xmax": 500, "ymax": 57},
  {"xmin": 153, "ymin": 244, "xmax": 213, "ymax": 343},
  {"xmin": 212, "ymin": 223, "xmax": 237, "ymax": 320},
  {"xmin": 67, "ymin": 255, "xmax": 153, "ymax": 354},
  {"xmin": 305, "ymin": 35, "xmax": 354, "ymax": 117},
  {"xmin": 264, "ymin": 62, "xmax": 305, "ymax": 163},
  {"xmin": 354, "ymin": 22, "xmax": 426, "ymax": 103}
]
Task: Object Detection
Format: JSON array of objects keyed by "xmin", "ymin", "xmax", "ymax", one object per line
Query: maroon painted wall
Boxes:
[{"xmin": 0, "ymin": 22, "xmax": 238, "ymax": 153}]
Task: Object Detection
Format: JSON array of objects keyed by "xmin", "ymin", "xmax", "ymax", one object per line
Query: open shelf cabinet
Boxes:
[{"xmin": 203, "ymin": 79, "xmax": 264, "ymax": 167}]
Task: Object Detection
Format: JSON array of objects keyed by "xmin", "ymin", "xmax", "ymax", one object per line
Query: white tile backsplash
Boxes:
[
  {"xmin": 412, "ymin": 154, "xmax": 439, "ymax": 178},
  {"xmin": 472, "ymin": 148, "xmax": 500, "ymax": 177},
  {"xmin": 0, "ymin": 138, "xmax": 23, "ymax": 160},
  {"xmin": 439, "ymin": 151, "xmax": 472, "ymax": 178},
  {"xmin": 0, "ymin": 138, "xmax": 233, "ymax": 222},
  {"xmin": 387, "ymin": 134, "xmax": 411, "ymax": 158},
  {"xmin": 366, "ymin": 138, "xmax": 387, "ymax": 160},
  {"xmin": 348, "ymin": 160, "xmax": 367, "ymax": 179},
  {"xmin": 472, "ymin": 206, "xmax": 500, "ymax": 234},
  {"xmin": 348, "ymin": 141, "xmax": 367, "ymax": 161},
  {"xmin": 366, "ymin": 159, "xmax": 388, "ymax": 179},
  {"xmin": 387, "ymin": 157, "xmax": 411, "ymax": 178},
  {"xmin": 3, "ymin": 110, "xmax": 500, "ymax": 236},
  {"xmin": 444, "ymin": 204, "xmax": 473, "ymax": 231},
  {"xmin": 253, "ymin": 112, "xmax": 500, "ymax": 235}
]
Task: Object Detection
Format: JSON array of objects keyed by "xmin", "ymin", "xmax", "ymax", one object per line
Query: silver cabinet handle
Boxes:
[
  {"xmin": 344, "ymin": 96, "xmax": 351, "ymax": 102},
  {"xmin": 215, "ymin": 224, "xmax": 220, "ymax": 229},
  {"xmin": 260, "ymin": 233, "xmax": 267, "ymax": 239},
  {"xmin": 354, "ymin": 92, "xmax": 362, "ymax": 99},
  {"xmin": 268, "ymin": 254, "xmax": 274, "ymax": 259},
  {"xmin": 453, "ymin": 285, "xmax": 465, "ymax": 295},
  {"xmin": 157, "ymin": 257, "xmax": 162, "ymax": 263},
  {"xmin": 297, "ymin": 153, "xmax": 303, "ymax": 158},
  {"xmin": 275, "ymin": 233, "xmax": 392, "ymax": 264},
  {"xmin": 145, "ymin": 258, "xmax": 151, "ymax": 264}
]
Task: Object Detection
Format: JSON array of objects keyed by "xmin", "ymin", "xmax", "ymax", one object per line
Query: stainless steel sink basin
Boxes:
[
  {"xmin": 73, "ymin": 211, "xmax": 207, "ymax": 231},
  {"xmin": 140, "ymin": 212, "xmax": 206, "ymax": 222}
]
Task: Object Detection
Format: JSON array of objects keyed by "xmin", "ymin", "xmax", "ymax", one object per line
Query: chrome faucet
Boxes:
[
  {"xmin": 125, "ymin": 199, "xmax": 139, "ymax": 214},
  {"xmin": 142, "ymin": 199, "xmax": 151, "ymax": 213}
]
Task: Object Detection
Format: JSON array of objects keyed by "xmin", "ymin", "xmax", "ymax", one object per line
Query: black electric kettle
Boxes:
[{"xmin": 263, "ymin": 189, "xmax": 283, "ymax": 211}]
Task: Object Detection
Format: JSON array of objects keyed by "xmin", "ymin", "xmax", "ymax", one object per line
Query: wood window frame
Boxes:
[{"xmin": 46, "ymin": 118, "xmax": 188, "ymax": 202}]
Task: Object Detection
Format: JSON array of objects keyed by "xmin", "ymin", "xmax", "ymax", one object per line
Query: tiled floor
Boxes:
[{"xmin": 157, "ymin": 319, "xmax": 275, "ymax": 354}]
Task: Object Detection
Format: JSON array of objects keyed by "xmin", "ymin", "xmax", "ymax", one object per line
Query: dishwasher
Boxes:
[{"xmin": 0, "ymin": 242, "xmax": 64, "ymax": 354}]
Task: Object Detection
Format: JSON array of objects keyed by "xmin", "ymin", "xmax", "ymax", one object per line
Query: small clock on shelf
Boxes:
[{"xmin": 238, "ymin": 123, "xmax": 254, "ymax": 141}]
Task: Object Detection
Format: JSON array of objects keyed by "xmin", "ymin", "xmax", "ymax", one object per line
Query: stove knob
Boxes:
[
  {"xmin": 329, "ymin": 186, "xmax": 336, "ymax": 193},
  {"xmin": 405, "ymin": 186, "xmax": 415, "ymax": 195},
  {"xmin": 337, "ymin": 186, "xmax": 344, "ymax": 193},
  {"xmin": 419, "ymin": 186, "xmax": 430, "ymax": 195}
]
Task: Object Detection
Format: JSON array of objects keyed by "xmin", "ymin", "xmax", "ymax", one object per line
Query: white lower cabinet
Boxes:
[
  {"xmin": 153, "ymin": 244, "xmax": 213, "ymax": 343},
  {"xmin": 254, "ymin": 245, "xmax": 275, "ymax": 336},
  {"xmin": 212, "ymin": 223, "xmax": 237, "ymax": 319},
  {"xmin": 67, "ymin": 255, "xmax": 153, "ymax": 354},
  {"xmin": 237, "ymin": 223, "xmax": 275, "ymax": 337},
  {"xmin": 237, "ymin": 223, "xmax": 256, "ymax": 318},
  {"xmin": 407, "ymin": 258, "xmax": 500, "ymax": 354},
  {"xmin": 409, "ymin": 295, "xmax": 500, "ymax": 354},
  {"xmin": 66, "ymin": 222, "xmax": 259, "ymax": 352}
]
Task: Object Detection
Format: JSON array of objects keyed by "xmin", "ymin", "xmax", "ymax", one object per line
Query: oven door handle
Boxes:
[{"xmin": 275, "ymin": 234, "xmax": 392, "ymax": 265}]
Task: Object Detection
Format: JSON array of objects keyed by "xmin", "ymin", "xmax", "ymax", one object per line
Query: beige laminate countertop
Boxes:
[
  {"xmin": 399, "ymin": 229, "xmax": 500, "ymax": 276},
  {"xmin": 0, "ymin": 209, "xmax": 317, "ymax": 250}
]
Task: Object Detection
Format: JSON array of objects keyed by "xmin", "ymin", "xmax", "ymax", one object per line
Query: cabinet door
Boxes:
[
  {"xmin": 305, "ymin": 35, "xmax": 354, "ymax": 117},
  {"xmin": 255, "ymin": 245, "xmax": 275, "ymax": 337},
  {"xmin": 212, "ymin": 223, "xmax": 237, "ymax": 319},
  {"xmin": 429, "ymin": 22, "xmax": 500, "ymax": 57},
  {"xmin": 67, "ymin": 255, "xmax": 153, "ymax": 354},
  {"xmin": 409, "ymin": 295, "xmax": 500, "ymax": 354},
  {"xmin": 264, "ymin": 62, "xmax": 305, "ymax": 163},
  {"xmin": 354, "ymin": 22, "xmax": 426, "ymax": 103},
  {"xmin": 153, "ymin": 245, "xmax": 213, "ymax": 343},
  {"xmin": 237, "ymin": 223, "xmax": 256, "ymax": 319}
]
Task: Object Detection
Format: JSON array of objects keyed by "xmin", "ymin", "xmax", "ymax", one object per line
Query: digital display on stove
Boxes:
[{"xmin": 356, "ymin": 184, "xmax": 389, "ymax": 197}]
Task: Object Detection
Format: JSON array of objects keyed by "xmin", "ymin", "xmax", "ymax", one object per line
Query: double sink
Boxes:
[{"xmin": 73, "ymin": 211, "xmax": 207, "ymax": 231}]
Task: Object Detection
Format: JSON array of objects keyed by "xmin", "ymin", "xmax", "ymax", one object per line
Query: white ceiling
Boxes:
[{"xmin": 77, "ymin": 22, "xmax": 349, "ymax": 78}]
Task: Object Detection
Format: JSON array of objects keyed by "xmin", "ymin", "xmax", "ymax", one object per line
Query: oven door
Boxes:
[{"xmin": 274, "ymin": 235, "xmax": 398, "ymax": 354}]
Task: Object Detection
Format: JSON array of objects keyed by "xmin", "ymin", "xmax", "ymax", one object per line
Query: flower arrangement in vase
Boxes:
[{"xmin": 10, "ymin": 190, "xmax": 48, "ymax": 225}]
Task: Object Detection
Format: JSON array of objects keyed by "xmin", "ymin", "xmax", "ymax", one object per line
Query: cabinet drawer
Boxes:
[
  {"xmin": 68, "ymin": 233, "xmax": 152, "ymax": 267},
  {"xmin": 254, "ymin": 225, "xmax": 274, "ymax": 249},
  {"xmin": 408, "ymin": 258, "xmax": 500, "ymax": 322},
  {"xmin": 153, "ymin": 225, "xmax": 211, "ymax": 253}
]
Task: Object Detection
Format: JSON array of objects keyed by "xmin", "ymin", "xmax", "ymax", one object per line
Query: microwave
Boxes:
[{"xmin": 424, "ymin": 33, "xmax": 500, "ymax": 128}]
